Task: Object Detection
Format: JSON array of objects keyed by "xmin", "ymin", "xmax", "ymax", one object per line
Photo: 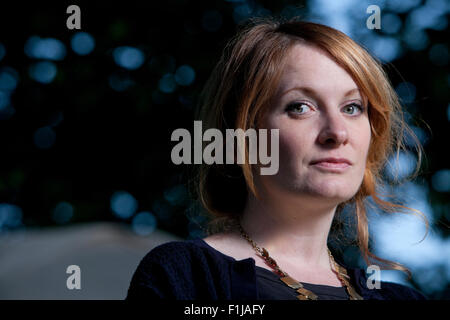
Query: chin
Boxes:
[
  {"xmin": 315, "ymin": 191, "xmax": 355, "ymax": 203},
  {"xmin": 311, "ymin": 182, "xmax": 358, "ymax": 198},
  {"xmin": 261, "ymin": 173, "xmax": 360, "ymax": 203},
  {"xmin": 294, "ymin": 182, "xmax": 359, "ymax": 203}
]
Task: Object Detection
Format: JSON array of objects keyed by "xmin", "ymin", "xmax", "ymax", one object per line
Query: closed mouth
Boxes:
[{"xmin": 310, "ymin": 158, "xmax": 352, "ymax": 166}]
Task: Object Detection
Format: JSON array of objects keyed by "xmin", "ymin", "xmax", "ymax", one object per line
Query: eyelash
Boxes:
[{"xmin": 285, "ymin": 102, "xmax": 365, "ymax": 115}]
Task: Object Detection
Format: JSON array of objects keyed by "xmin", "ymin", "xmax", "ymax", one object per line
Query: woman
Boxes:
[{"xmin": 126, "ymin": 17, "xmax": 428, "ymax": 300}]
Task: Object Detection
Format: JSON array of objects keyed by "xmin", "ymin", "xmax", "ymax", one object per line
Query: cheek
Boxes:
[
  {"xmin": 361, "ymin": 122, "xmax": 372, "ymax": 154},
  {"xmin": 353, "ymin": 121, "xmax": 372, "ymax": 164},
  {"xmin": 277, "ymin": 125, "xmax": 312, "ymax": 166},
  {"xmin": 263, "ymin": 114, "xmax": 300, "ymax": 167}
]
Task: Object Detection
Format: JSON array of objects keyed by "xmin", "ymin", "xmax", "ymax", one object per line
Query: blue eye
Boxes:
[
  {"xmin": 343, "ymin": 103, "xmax": 364, "ymax": 115},
  {"xmin": 285, "ymin": 102, "xmax": 312, "ymax": 114}
]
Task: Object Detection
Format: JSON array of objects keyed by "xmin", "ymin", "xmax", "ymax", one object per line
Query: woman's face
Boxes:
[{"xmin": 258, "ymin": 43, "xmax": 371, "ymax": 205}]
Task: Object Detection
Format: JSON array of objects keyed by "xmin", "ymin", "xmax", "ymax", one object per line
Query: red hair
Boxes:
[{"xmin": 193, "ymin": 17, "xmax": 428, "ymax": 279}]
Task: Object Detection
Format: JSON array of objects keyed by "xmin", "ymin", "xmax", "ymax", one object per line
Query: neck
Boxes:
[{"xmin": 239, "ymin": 186, "xmax": 338, "ymax": 271}]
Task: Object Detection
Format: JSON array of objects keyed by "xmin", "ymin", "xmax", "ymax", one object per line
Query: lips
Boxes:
[{"xmin": 310, "ymin": 157, "xmax": 352, "ymax": 171}]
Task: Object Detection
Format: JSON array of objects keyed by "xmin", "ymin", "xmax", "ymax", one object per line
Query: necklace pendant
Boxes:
[
  {"xmin": 280, "ymin": 276, "xmax": 302, "ymax": 290},
  {"xmin": 239, "ymin": 224, "xmax": 364, "ymax": 301},
  {"xmin": 347, "ymin": 287, "xmax": 364, "ymax": 300},
  {"xmin": 296, "ymin": 288, "xmax": 318, "ymax": 300}
]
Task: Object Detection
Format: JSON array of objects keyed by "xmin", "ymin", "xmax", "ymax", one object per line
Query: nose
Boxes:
[{"xmin": 317, "ymin": 112, "xmax": 349, "ymax": 146}]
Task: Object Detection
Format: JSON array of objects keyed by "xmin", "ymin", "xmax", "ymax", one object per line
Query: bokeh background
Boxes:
[{"xmin": 0, "ymin": 0, "xmax": 448, "ymax": 299}]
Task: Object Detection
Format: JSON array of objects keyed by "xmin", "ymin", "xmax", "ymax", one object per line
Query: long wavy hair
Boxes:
[{"xmin": 192, "ymin": 17, "xmax": 428, "ymax": 278}]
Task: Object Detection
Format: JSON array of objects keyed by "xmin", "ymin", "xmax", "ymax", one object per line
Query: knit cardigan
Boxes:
[{"xmin": 126, "ymin": 238, "xmax": 427, "ymax": 300}]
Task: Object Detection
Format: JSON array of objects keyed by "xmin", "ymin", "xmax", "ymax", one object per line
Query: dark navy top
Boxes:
[
  {"xmin": 126, "ymin": 238, "xmax": 427, "ymax": 300},
  {"xmin": 255, "ymin": 267, "xmax": 348, "ymax": 300}
]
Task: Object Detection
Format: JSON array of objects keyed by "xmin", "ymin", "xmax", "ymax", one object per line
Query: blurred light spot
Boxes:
[
  {"xmin": 175, "ymin": 65, "xmax": 195, "ymax": 86},
  {"xmin": 0, "ymin": 91, "xmax": 11, "ymax": 110},
  {"xmin": 384, "ymin": 151, "xmax": 417, "ymax": 182},
  {"xmin": 407, "ymin": 6, "xmax": 438, "ymax": 30},
  {"xmin": 0, "ymin": 203, "xmax": 23, "ymax": 230},
  {"xmin": 306, "ymin": 0, "xmax": 355, "ymax": 36},
  {"xmin": 148, "ymin": 55, "xmax": 176, "ymax": 75},
  {"xmin": 403, "ymin": 28, "xmax": 429, "ymax": 51},
  {"xmin": 233, "ymin": 4, "xmax": 253, "ymax": 24},
  {"xmin": 386, "ymin": 0, "xmax": 421, "ymax": 13},
  {"xmin": 414, "ymin": 263, "xmax": 449, "ymax": 294},
  {"xmin": 364, "ymin": 35, "xmax": 402, "ymax": 62},
  {"xmin": 0, "ymin": 43, "xmax": 5, "ymax": 61},
  {"xmin": 396, "ymin": 82, "xmax": 416, "ymax": 104},
  {"xmin": 158, "ymin": 73, "xmax": 177, "ymax": 93},
  {"xmin": 447, "ymin": 103, "xmax": 450, "ymax": 121},
  {"xmin": 382, "ymin": 13, "xmax": 402, "ymax": 34},
  {"xmin": 24, "ymin": 36, "xmax": 66, "ymax": 60},
  {"xmin": 131, "ymin": 211, "xmax": 157, "ymax": 236},
  {"xmin": 428, "ymin": 15, "xmax": 448, "ymax": 30},
  {"xmin": 33, "ymin": 126, "xmax": 56, "ymax": 149},
  {"xmin": 113, "ymin": 46, "xmax": 145, "ymax": 70},
  {"xmin": 202, "ymin": 10, "xmax": 223, "ymax": 32},
  {"xmin": 431, "ymin": 169, "xmax": 450, "ymax": 192},
  {"xmin": 29, "ymin": 61, "xmax": 57, "ymax": 84},
  {"xmin": 71, "ymin": 32, "xmax": 95, "ymax": 55},
  {"xmin": 405, "ymin": 125, "xmax": 429, "ymax": 147},
  {"xmin": 408, "ymin": 3, "xmax": 448, "ymax": 31},
  {"xmin": 368, "ymin": 182, "xmax": 444, "ymax": 287},
  {"xmin": 110, "ymin": 191, "xmax": 138, "ymax": 219},
  {"xmin": 163, "ymin": 184, "xmax": 188, "ymax": 206},
  {"xmin": 426, "ymin": 0, "xmax": 450, "ymax": 11},
  {"xmin": 0, "ymin": 67, "xmax": 19, "ymax": 91},
  {"xmin": 108, "ymin": 73, "xmax": 135, "ymax": 91},
  {"xmin": 397, "ymin": 182, "xmax": 432, "ymax": 217},
  {"xmin": 52, "ymin": 201, "xmax": 74, "ymax": 224},
  {"xmin": 428, "ymin": 44, "xmax": 449, "ymax": 66},
  {"xmin": 378, "ymin": 269, "xmax": 409, "ymax": 287}
]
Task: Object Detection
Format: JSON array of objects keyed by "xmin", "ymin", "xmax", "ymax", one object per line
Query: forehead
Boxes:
[{"xmin": 277, "ymin": 43, "xmax": 361, "ymax": 97}]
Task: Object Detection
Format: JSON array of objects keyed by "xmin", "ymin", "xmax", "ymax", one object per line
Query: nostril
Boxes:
[{"xmin": 318, "ymin": 134, "xmax": 348, "ymax": 147}]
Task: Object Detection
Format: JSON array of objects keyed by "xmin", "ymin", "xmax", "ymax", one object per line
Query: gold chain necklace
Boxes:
[{"xmin": 238, "ymin": 224, "xmax": 363, "ymax": 300}]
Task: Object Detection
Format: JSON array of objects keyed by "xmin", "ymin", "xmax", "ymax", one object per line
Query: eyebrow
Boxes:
[{"xmin": 282, "ymin": 86, "xmax": 361, "ymax": 98}]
